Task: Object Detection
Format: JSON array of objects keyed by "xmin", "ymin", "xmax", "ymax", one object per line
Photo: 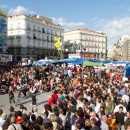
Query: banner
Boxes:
[
  {"xmin": 54, "ymin": 37, "xmax": 63, "ymax": 59},
  {"xmin": 81, "ymin": 54, "xmax": 94, "ymax": 57},
  {"xmin": 0, "ymin": 54, "xmax": 12, "ymax": 62}
]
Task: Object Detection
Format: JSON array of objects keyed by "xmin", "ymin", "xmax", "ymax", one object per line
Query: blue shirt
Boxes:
[{"xmin": 119, "ymin": 89, "xmax": 125, "ymax": 96}]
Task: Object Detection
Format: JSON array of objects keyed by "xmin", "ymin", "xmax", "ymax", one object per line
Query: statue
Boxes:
[{"xmin": 69, "ymin": 43, "xmax": 82, "ymax": 53}]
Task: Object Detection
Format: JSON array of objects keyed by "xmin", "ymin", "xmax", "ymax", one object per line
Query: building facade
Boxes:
[
  {"xmin": 64, "ymin": 29, "xmax": 107, "ymax": 60},
  {"xmin": 116, "ymin": 35, "xmax": 130, "ymax": 61},
  {"xmin": 7, "ymin": 15, "xmax": 64, "ymax": 61},
  {"xmin": 0, "ymin": 9, "xmax": 8, "ymax": 54},
  {"xmin": 108, "ymin": 44, "xmax": 117, "ymax": 60}
]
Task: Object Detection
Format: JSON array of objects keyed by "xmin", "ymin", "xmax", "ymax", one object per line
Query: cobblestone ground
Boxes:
[{"xmin": 0, "ymin": 91, "xmax": 52, "ymax": 114}]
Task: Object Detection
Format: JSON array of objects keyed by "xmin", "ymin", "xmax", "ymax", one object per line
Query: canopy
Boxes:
[
  {"xmin": 52, "ymin": 57, "xmax": 84, "ymax": 64},
  {"xmin": 32, "ymin": 61, "xmax": 52, "ymax": 66},
  {"xmin": 83, "ymin": 61, "xmax": 103, "ymax": 67}
]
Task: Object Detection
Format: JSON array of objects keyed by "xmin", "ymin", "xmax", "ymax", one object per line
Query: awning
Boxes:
[{"xmin": 83, "ymin": 61, "xmax": 103, "ymax": 66}]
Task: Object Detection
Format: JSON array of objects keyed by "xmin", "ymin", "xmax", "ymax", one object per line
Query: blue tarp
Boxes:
[
  {"xmin": 52, "ymin": 57, "xmax": 84, "ymax": 65},
  {"xmin": 32, "ymin": 61, "xmax": 52, "ymax": 66},
  {"xmin": 32, "ymin": 58, "xmax": 130, "ymax": 66},
  {"xmin": 84, "ymin": 59, "xmax": 127, "ymax": 64}
]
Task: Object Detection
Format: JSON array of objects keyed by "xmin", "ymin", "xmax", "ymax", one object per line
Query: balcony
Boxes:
[
  {"xmin": 27, "ymin": 36, "xmax": 31, "ymax": 39},
  {"xmin": 9, "ymin": 28, "xmax": 14, "ymax": 30},
  {"xmin": 17, "ymin": 27, "xmax": 21, "ymax": 30},
  {"xmin": 27, "ymin": 46, "xmax": 32, "ymax": 49},
  {"xmin": 38, "ymin": 30, "xmax": 41, "ymax": 33},
  {"xmin": 27, "ymin": 27, "xmax": 31, "ymax": 30},
  {"xmin": 33, "ymin": 29, "xmax": 37, "ymax": 32},
  {"xmin": 15, "ymin": 45, "xmax": 22, "ymax": 48},
  {"xmin": 16, "ymin": 35, "xmax": 21, "ymax": 39},
  {"xmin": 8, "ymin": 36, "xmax": 14, "ymax": 40},
  {"xmin": 38, "ymin": 38, "xmax": 41, "ymax": 41},
  {"xmin": 33, "ymin": 36, "xmax": 37, "ymax": 40}
]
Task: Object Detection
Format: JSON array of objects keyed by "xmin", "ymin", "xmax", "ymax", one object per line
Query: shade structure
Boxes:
[
  {"xmin": 52, "ymin": 57, "xmax": 84, "ymax": 64},
  {"xmin": 83, "ymin": 61, "xmax": 103, "ymax": 67}
]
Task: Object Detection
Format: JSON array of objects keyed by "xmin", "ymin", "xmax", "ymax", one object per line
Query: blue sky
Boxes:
[{"xmin": 0, "ymin": 0, "xmax": 130, "ymax": 46}]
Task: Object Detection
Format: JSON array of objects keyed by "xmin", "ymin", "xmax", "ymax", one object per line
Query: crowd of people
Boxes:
[{"xmin": 0, "ymin": 64, "xmax": 129, "ymax": 130}]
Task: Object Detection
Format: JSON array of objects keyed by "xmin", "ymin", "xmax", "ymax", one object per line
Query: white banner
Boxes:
[{"xmin": 0, "ymin": 54, "xmax": 12, "ymax": 62}]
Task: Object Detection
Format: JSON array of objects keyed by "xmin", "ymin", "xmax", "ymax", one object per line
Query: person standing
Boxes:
[
  {"xmin": 8, "ymin": 86, "xmax": 15, "ymax": 106},
  {"xmin": 30, "ymin": 85, "xmax": 36, "ymax": 105}
]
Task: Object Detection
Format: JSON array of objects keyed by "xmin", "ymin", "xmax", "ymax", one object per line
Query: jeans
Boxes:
[
  {"xmin": 9, "ymin": 95, "xmax": 15, "ymax": 104},
  {"xmin": 32, "ymin": 94, "xmax": 36, "ymax": 105}
]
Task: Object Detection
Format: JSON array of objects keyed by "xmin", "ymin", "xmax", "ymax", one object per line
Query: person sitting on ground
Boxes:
[
  {"xmin": 16, "ymin": 111, "xmax": 23, "ymax": 124},
  {"xmin": 22, "ymin": 114, "xmax": 30, "ymax": 130},
  {"xmin": 35, "ymin": 116, "xmax": 44, "ymax": 130},
  {"xmin": 7, "ymin": 116, "xmax": 23, "ymax": 130},
  {"xmin": 43, "ymin": 122, "xmax": 53, "ymax": 130},
  {"xmin": 50, "ymin": 114, "xmax": 58, "ymax": 130},
  {"xmin": 32, "ymin": 106, "xmax": 41, "ymax": 119}
]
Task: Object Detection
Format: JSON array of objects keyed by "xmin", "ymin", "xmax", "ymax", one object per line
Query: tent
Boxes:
[
  {"xmin": 83, "ymin": 61, "xmax": 103, "ymax": 67},
  {"xmin": 32, "ymin": 61, "xmax": 53, "ymax": 66},
  {"xmin": 52, "ymin": 57, "xmax": 84, "ymax": 64}
]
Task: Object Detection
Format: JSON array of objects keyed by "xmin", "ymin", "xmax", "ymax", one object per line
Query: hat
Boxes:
[{"xmin": 11, "ymin": 116, "xmax": 16, "ymax": 123}]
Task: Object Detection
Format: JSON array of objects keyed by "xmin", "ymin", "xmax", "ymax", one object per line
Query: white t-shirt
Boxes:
[
  {"xmin": 122, "ymin": 94, "xmax": 129, "ymax": 104},
  {"xmin": 95, "ymin": 103, "xmax": 102, "ymax": 114},
  {"xmin": 114, "ymin": 104, "xmax": 127, "ymax": 113},
  {"xmin": 78, "ymin": 103, "xmax": 85, "ymax": 110}
]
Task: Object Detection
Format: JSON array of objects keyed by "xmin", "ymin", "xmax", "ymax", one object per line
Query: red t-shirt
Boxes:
[
  {"xmin": 16, "ymin": 117, "xmax": 23, "ymax": 124},
  {"xmin": 52, "ymin": 94, "xmax": 58, "ymax": 104},
  {"xmin": 47, "ymin": 97, "xmax": 52, "ymax": 106},
  {"xmin": 14, "ymin": 78, "xmax": 17, "ymax": 83}
]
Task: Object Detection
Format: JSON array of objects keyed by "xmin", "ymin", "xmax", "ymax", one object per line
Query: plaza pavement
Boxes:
[{"xmin": 0, "ymin": 91, "xmax": 52, "ymax": 114}]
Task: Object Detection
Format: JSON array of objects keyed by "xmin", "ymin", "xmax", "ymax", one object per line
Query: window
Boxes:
[
  {"xmin": 33, "ymin": 25, "xmax": 36, "ymax": 31},
  {"xmin": 38, "ymin": 42, "xmax": 40, "ymax": 48},
  {"xmin": 11, "ymin": 32, "xmax": 13, "ymax": 35},
  {"xmin": 28, "ymin": 32, "xmax": 30, "ymax": 37},
  {"xmin": 51, "ymin": 30, "xmax": 53, "ymax": 35},
  {"xmin": 33, "ymin": 33, "xmax": 36, "ymax": 39},
  {"xmin": 55, "ymin": 31, "xmax": 57, "ymax": 36},
  {"xmin": 10, "ymin": 24, "xmax": 14, "ymax": 30},
  {"xmin": 17, "ymin": 23, "xmax": 21, "ymax": 29},
  {"xmin": 27, "ymin": 24, "xmax": 30, "ymax": 30},
  {"xmin": 17, "ymin": 31, "xmax": 20, "ymax": 35},
  {"xmin": 47, "ymin": 36, "xmax": 49, "ymax": 42},
  {"xmin": 28, "ymin": 39, "xmax": 30, "ymax": 47},
  {"xmin": 42, "ymin": 28, "xmax": 45, "ymax": 33},
  {"xmin": 18, "ymin": 40, "xmax": 20, "ymax": 47},
  {"xmin": 11, "ymin": 40, "xmax": 13, "ymax": 46},
  {"xmin": 42, "ymin": 35, "xmax": 44, "ymax": 41},
  {"xmin": 51, "ymin": 37, "xmax": 53, "ymax": 42},
  {"xmin": 38, "ymin": 26, "xmax": 40, "ymax": 30},
  {"xmin": 47, "ymin": 29, "xmax": 49, "ymax": 34}
]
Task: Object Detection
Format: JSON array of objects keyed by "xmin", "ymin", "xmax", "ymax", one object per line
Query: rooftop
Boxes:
[
  {"xmin": 64, "ymin": 29, "xmax": 105, "ymax": 35},
  {"xmin": 8, "ymin": 14, "xmax": 64, "ymax": 29}
]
